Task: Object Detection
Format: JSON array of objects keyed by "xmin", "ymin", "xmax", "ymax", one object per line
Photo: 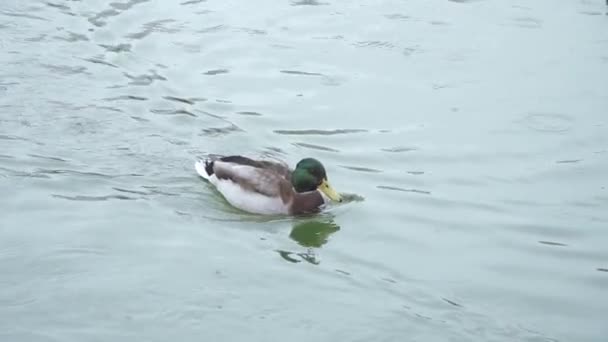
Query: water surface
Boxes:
[{"xmin": 1, "ymin": 0, "xmax": 607, "ymax": 341}]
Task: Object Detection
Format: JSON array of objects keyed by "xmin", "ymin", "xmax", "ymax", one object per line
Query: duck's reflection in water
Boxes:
[
  {"xmin": 290, "ymin": 219, "xmax": 340, "ymax": 248},
  {"xmin": 277, "ymin": 218, "xmax": 340, "ymax": 265}
]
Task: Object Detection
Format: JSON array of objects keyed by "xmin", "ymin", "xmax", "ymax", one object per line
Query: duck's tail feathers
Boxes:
[{"xmin": 195, "ymin": 159, "xmax": 214, "ymax": 181}]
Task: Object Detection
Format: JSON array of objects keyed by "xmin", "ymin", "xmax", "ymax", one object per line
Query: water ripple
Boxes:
[
  {"xmin": 27, "ymin": 154, "xmax": 68, "ymax": 162},
  {"xmin": 442, "ymin": 298, "xmax": 462, "ymax": 307},
  {"xmin": 291, "ymin": 0, "xmax": 328, "ymax": 6},
  {"xmin": 181, "ymin": 0, "xmax": 205, "ymax": 5},
  {"xmin": 47, "ymin": 246, "xmax": 108, "ymax": 257},
  {"xmin": 46, "ymin": 2, "xmax": 70, "ymax": 11},
  {"xmin": 203, "ymin": 69, "xmax": 229, "ymax": 76},
  {"xmin": 113, "ymin": 187, "xmax": 149, "ymax": 196},
  {"xmin": 140, "ymin": 185, "xmax": 180, "ymax": 196},
  {"xmin": 275, "ymin": 129, "xmax": 367, "ymax": 135},
  {"xmin": 110, "ymin": 0, "xmax": 150, "ymax": 11},
  {"xmin": 293, "ymin": 142, "xmax": 339, "ymax": 152},
  {"xmin": 1, "ymin": 11, "xmax": 49, "ymax": 21},
  {"xmin": 103, "ymin": 95, "xmax": 148, "ymax": 101},
  {"xmin": 238, "ymin": 27, "xmax": 266, "ymax": 35},
  {"xmin": 403, "ymin": 46, "xmax": 423, "ymax": 56},
  {"xmin": 0, "ymin": 134, "xmax": 43, "ymax": 145},
  {"xmin": 377, "ymin": 185, "xmax": 431, "ymax": 195},
  {"xmin": 280, "ymin": 70, "xmax": 324, "ymax": 76},
  {"xmin": 54, "ymin": 32, "xmax": 89, "ymax": 42},
  {"xmin": 353, "ymin": 41, "xmax": 395, "ymax": 49},
  {"xmin": 511, "ymin": 17, "xmax": 543, "ymax": 29},
  {"xmin": 385, "ymin": 13, "xmax": 410, "ymax": 21},
  {"xmin": 2, "ymin": 1, "xmax": 605, "ymax": 340},
  {"xmin": 200, "ymin": 124, "xmax": 243, "ymax": 137},
  {"xmin": 449, "ymin": 0, "xmax": 484, "ymax": 3},
  {"xmin": 82, "ymin": 57, "xmax": 118, "ymax": 68},
  {"xmin": 88, "ymin": 0, "xmax": 149, "ymax": 27},
  {"xmin": 35, "ymin": 168, "xmax": 143, "ymax": 179},
  {"xmin": 88, "ymin": 9, "xmax": 120, "ymax": 27},
  {"xmin": 236, "ymin": 111, "xmax": 263, "ymax": 116},
  {"xmin": 382, "ymin": 146, "xmax": 417, "ymax": 153},
  {"xmin": 124, "ymin": 71, "xmax": 167, "ymax": 86},
  {"xmin": 52, "ymin": 194, "xmax": 138, "ymax": 201},
  {"xmin": 130, "ymin": 116, "xmax": 149, "ymax": 122},
  {"xmin": 197, "ymin": 24, "xmax": 225, "ymax": 34},
  {"xmin": 340, "ymin": 165, "xmax": 383, "ymax": 173},
  {"xmin": 125, "ymin": 19, "xmax": 180, "ymax": 40},
  {"xmin": 538, "ymin": 241, "xmax": 568, "ymax": 247},
  {"xmin": 555, "ymin": 159, "xmax": 582, "ymax": 164},
  {"xmin": 41, "ymin": 64, "xmax": 89, "ymax": 76},
  {"xmin": 99, "ymin": 43, "xmax": 132, "ymax": 53},
  {"xmin": 0, "ymin": 167, "xmax": 50, "ymax": 179},
  {"xmin": 163, "ymin": 96, "xmax": 206, "ymax": 105},
  {"xmin": 151, "ymin": 108, "xmax": 197, "ymax": 117}
]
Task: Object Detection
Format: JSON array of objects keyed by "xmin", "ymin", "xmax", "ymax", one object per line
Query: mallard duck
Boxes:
[{"xmin": 195, "ymin": 155, "xmax": 342, "ymax": 215}]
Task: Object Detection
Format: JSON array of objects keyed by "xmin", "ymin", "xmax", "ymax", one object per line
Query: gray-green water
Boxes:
[{"xmin": 1, "ymin": 0, "xmax": 607, "ymax": 341}]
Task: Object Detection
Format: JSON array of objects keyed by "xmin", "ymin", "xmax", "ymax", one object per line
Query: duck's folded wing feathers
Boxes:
[
  {"xmin": 217, "ymin": 155, "xmax": 291, "ymax": 180},
  {"xmin": 213, "ymin": 161, "xmax": 293, "ymax": 203},
  {"xmin": 256, "ymin": 160, "xmax": 291, "ymax": 180}
]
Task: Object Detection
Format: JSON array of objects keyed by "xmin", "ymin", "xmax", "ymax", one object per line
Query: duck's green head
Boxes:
[{"xmin": 292, "ymin": 158, "xmax": 342, "ymax": 202}]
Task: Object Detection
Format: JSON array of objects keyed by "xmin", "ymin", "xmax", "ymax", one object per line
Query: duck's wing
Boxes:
[
  {"xmin": 257, "ymin": 160, "xmax": 291, "ymax": 181},
  {"xmin": 217, "ymin": 155, "xmax": 292, "ymax": 181},
  {"xmin": 213, "ymin": 160, "xmax": 293, "ymax": 203}
]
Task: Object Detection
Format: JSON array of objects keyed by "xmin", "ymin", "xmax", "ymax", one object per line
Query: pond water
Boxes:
[{"xmin": 1, "ymin": 0, "xmax": 607, "ymax": 341}]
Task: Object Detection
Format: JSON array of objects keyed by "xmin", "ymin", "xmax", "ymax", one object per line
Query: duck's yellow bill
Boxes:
[{"xmin": 319, "ymin": 179, "xmax": 342, "ymax": 202}]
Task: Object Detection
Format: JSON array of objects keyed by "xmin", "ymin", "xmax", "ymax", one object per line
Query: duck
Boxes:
[{"xmin": 195, "ymin": 155, "xmax": 342, "ymax": 215}]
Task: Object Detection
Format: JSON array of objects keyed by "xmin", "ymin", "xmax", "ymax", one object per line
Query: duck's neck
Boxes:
[{"xmin": 291, "ymin": 190, "xmax": 325, "ymax": 215}]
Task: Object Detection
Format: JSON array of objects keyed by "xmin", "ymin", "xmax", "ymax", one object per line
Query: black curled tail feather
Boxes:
[{"xmin": 204, "ymin": 160, "xmax": 215, "ymax": 176}]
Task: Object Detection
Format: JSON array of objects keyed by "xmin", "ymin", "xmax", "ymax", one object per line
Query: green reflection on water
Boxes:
[
  {"xmin": 289, "ymin": 219, "xmax": 340, "ymax": 248},
  {"xmin": 277, "ymin": 217, "xmax": 340, "ymax": 265}
]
